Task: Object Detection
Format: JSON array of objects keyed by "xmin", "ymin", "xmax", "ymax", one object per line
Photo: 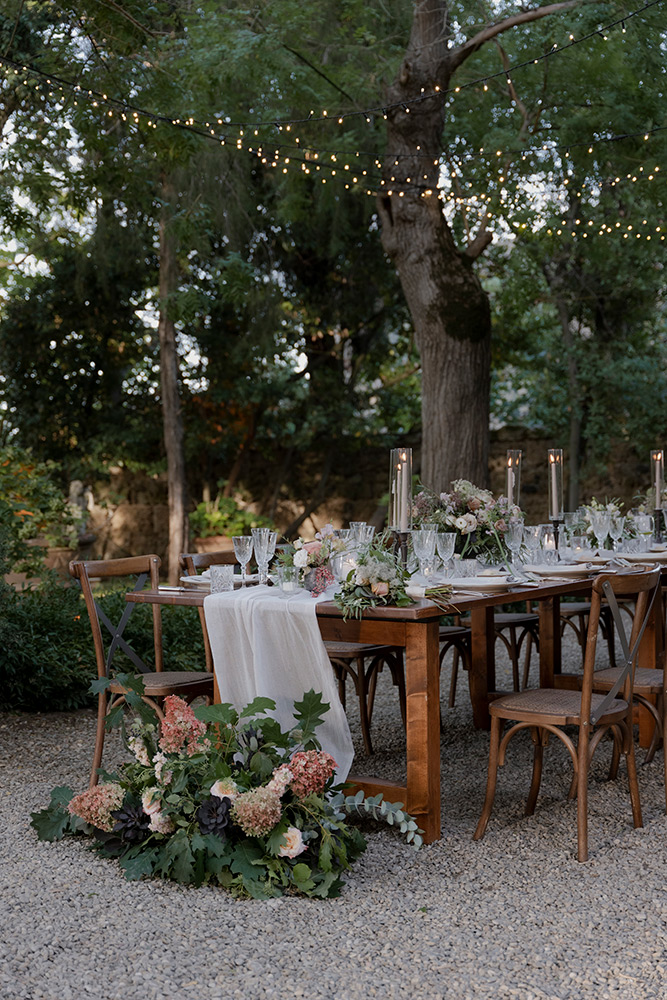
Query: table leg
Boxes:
[
  {"xmin": 404, "ymin": 619, "xmax": 441, "ymax": 844},
  {"xmin": 469, "ymin": 606, "xmax": 495, "ymax": 729},
  {"xmin": 539, "ymin": 596, "xmax": 561, "ymax": 688}
]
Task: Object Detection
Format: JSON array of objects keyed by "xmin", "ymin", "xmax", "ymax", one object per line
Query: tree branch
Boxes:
[
  {"xmin": 283, "ymin": 45, "xmax": 358, "ymax": 107},
  {"xmin": 448, "ymin": 2, "xmax": 581, "ymax": 73},
  {"xmin": 464, "ymin": 223, "xmax": 492, "ymax": 260}
]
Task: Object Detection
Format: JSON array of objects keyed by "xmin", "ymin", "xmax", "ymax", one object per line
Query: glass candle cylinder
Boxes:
[
  {"xmin": 651, "ymin": 449, "xmax": 664, "ymax": 506},
  {"xmin": 388, "ymin": 448, "xmax": 412, "ymax": 532},
  {"xmin": 547, "ymin": 449, "xmax": 563, "ymax": 521},
  {"xmin": 506, "ymin": 450, "xmax": 522, "ymax": 508}
]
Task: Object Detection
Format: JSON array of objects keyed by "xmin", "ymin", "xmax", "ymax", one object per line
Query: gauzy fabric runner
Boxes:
[{"xmin": 203, "ymin": 585, "xmax": 354, "ymax": 782}]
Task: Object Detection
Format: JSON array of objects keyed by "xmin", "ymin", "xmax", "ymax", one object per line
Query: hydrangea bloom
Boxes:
[
  {"xmin": 267, "ymin": 765, "xmax": 292, "ymax": 797},
  {"xmin": 127, "ymin": 735, "xmax": 150, "ymax": 766},
  {"xmin": 68, "ymin": 783, "xmax": 125, "ymax": 832},
  {"xmin": 288, "ymin": 751, "xmax": 337, "ymax": 798},
  {"xmin": 148, "ymin": 811, "xmax": 175, "ymax": 835},
  {"xmin": 152, "ymin": 751, "xmax": 172, "ymax": 785},
  {"xmin": 232, "ymin": 786, "xmax": 282, "ymax": 836},
  {"xmin": 158, "ymin": 696, "xmax": 211, "ymax": 756}
]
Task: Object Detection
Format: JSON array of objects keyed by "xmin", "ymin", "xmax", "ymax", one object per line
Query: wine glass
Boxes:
[
  {"xmin": 232, "ymin": 535, "xmax": 253, "ymax": 587},
  {"xmin": 589, "ymin": 512, "xmax": 611, "ymax": 552},
  {"xmin": 252, "ymin": 528, "xmax": 277, "ymax": 585},
  {"xmin": 633, "ymin": 513, "xmax": 654, "ymax": 552},
  {"xmin": 522, "ymin": 525, "xmax": 542, "ymax": 566},
  {"xmin": 436, "ymin": 532, "xmax": 456, "ymax": 577},
  {"xmin": 411, "ymin": 528, "xmax": 436, "ymax": 579},
  {"xmin": 505, "ymin": 518, "xmax": 524, "ymax": 574},
  {"xmin": 608, "ymin": 514, "xmax": 625, "ymax": 552}
]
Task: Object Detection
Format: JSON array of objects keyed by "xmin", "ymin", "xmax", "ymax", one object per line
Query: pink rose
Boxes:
[
  {"xmin": 278, "ymin": 826, "xmax": 306, "ymax": 859},
  {"xmin": 468, "ymin": 498, "xmax": 482, "ymax": 511},
  {"xmin": 303, "ymin": 540, "xmax": 322, "ymax": 555},
  {"xmin": 371, "ymin": 581, "xmax": 389, "ymax": 596},
  {"xmin": 495, "ymin": 519, "xmax": 507, "ymax": 533}
]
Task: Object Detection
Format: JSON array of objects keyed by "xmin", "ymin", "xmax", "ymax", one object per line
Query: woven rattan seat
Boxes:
[
  {"xmin": 474, "ymin": 569, "xmax": 662, "ymax": 861},
  {"xmin": 490, "ymin": 688, "xmax": 627, "ymax": 726},
  {"xmin": 71, "ymin": 555, "xmax": 214, "ymax": 788}
]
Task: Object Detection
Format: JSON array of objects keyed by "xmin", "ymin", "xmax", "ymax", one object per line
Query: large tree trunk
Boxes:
[
  {"xmin": 158, "ymin": 174, "xmax": 188, "ymax": 584},
  {"xmin": 378, "ymin": 1, "xmax": 491, "ymax": 492}
]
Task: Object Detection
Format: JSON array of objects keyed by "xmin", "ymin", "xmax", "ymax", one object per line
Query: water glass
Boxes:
[
  {"xmin": 505, "ymin": 518, "xmax": 524, "ymax": 571},
  {"xmin": 232, "ymin": 535, "xmax": 253, "ymax": 587},
  {"xmin": 436, "ymin": 532, "xmax": 456, "ymax": 576},
  {"xmin": 457, "ymin": 558, "xmax": 480, "ymax": 578},
  {"xmin": 252, "ymin": 528, "xmax": 277, "ymax": 585},
  {"xmin": 589, "ymin": 512, "xmax": 611, "ymax": 551},
  {"xmin": 210, "ymin": 564, "xmax": 235, "ymax": 593},
  {"xmin": 411, "ymin": 528, "xmax": 436, "ymax": 577},
  {"xmin": 608, "ymin": 514, "xmax": 625, "ymax": 551},
  {"xmin": 278, "ymin": 565, "xmax": 300, "ymax": 594},
  {"xmin": 633, "ymin": 514, "xmax": 654, "ymax": 552},
  {"xmin": 523, "ymin": 525, "xmax": 542, "ymax": 565}
]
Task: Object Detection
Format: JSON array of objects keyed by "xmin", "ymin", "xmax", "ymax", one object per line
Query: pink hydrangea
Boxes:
[
  {"xmin": 267, "ymin": 765, "xmax": 292, "ymax": 797},
  {"xmin": 232, "ymin": 786, "xmax": 282, "ymax": 837},
  {"xmin": 68, "ymin": 783, "xmax": 125, "ymax": 832},
  {"xmin": 148, "ymin": 811, "xmax": 175, "ymax": 835},
  {"xmin": 158, "ymin": 696, "xmax": 210, "ymax": 756},
  {"xmin": 288, "ymin": 751, "xmax": 338, "ymax": 798}
]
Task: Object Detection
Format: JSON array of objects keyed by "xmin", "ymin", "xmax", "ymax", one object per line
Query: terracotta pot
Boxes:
[{"xmin": 193, "ymin": 535, "xmax": 235, "ymax": 554}]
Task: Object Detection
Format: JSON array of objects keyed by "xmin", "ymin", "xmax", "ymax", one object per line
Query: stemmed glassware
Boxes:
[
  {"xmin": 608, "ymin": 514, "xmax": 625, "ymax": 552},
  {"xmin": 232, "ymin": 535, "xmax": 253, "ymax": 587},
  {"xmin": 522, "ymin": 525, "xmax": 542, "ymax": 566},
  {"xmin": 436, "ymin": 532, "xmax": 456, "ymax": 577},
  {"xmin": 633, "ymin": 513, "xmax": 654, "ymax": 552},
  {"xmin": 589, "ymin": 512, "xmax": 611, "ymax": 552},
  {"xmin": 505, "ymin": 518, "xmax": 524, "ymax": 574},
  {"xmin": 252, "ymin": 528, "xmax": 277, "ymax": 585},
  {"xmin": 411, "ymin": 528, "xmax": 436, "ymax": 579}
]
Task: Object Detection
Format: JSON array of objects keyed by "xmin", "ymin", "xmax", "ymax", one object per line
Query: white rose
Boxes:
[
  {"xmin": 278, "ymin": 826, "xmax": 306, "ymax": 859},
  {"xmin": 454, "ymin": 516, "xmax": 468, "ymax": 531},
  {"xmin": 293, "ymin": 549, "xmax": 309, "ymax": 568},
  {"xmin": 210, "ymin": 778, "xmax": 238, "ymax": 802},
  {"xmin": 141, "ymin": 787, "xmax": 162, "ymax": 816}
]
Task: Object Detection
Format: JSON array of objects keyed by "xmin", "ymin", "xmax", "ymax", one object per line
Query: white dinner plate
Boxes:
[
  {"xmin": 574, "ymin": 553, "xmax": 611, "ymax": 565},
  {"xmin": 448, "ymin": 576, "xmax": 513, "ymax": 593},
  {"xmin": 525, "ymin": 563, "xmax": 596, "ymax": 578},
  {"xmin": 620, "ymin": 551, "xmax": 667, "ymax": 564},
  {"xmin": 179, "ymin": 573, "xmax": 260, "ymax": 590}
]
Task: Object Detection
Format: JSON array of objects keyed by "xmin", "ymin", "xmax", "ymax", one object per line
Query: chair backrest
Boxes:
[
  {"xmin": 582, "ymin": 568, "xmax": 661, "ymax": 725},
  {"xmin": 180, "ymin": 549, "xmax": 237, "ymax": 575},
  {"xmin": 69, "ymin": 555, "xmax": 164, "ymax": 679}
]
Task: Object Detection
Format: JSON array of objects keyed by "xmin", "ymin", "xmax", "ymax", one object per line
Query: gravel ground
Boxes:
[{"xmin": 2, "ymin": 633, "xmax": 667, "ymax": 1000}]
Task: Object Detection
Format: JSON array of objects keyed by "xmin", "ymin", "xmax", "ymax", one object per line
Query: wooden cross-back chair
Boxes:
[
  {"xmin": 180, "ymin": 548, "xmax": 405, "ymax": 755},
  {"xmin": 473, "ymin": 568, "xmax": 661, "ymax": 862},
  {"xmin": 70, "ymin": 555, "xmax": 214, "ymax": 788}
]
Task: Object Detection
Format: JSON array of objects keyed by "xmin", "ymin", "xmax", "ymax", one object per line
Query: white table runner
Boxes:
[{"xmin": 203, "ymin": 585, "xmax": 354, "ymax": 781}]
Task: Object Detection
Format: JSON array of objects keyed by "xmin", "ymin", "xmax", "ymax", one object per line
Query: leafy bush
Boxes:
[
  {"xmin": 0, "ymin": 581, "xmax": 207, "ymax": 712},
  {"xmin": 189, "ymin": 492, "xmax": 273, "ymax": 538}
]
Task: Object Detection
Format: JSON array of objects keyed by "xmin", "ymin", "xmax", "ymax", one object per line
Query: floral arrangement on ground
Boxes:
[
  {"xmin": 334, "ymin": 534, "xmax": 452, "ymax": 620},
  {"xmin": 412, "ymin": 479, "xmax": 522, "ymax": 562},
  {"xmin": 31, "ymin": 683, "xmax": 421, "ymax": 898}
]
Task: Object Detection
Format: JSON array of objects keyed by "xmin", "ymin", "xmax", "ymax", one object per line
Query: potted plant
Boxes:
[{"xmin": 189, "ymin": 492, "xmax": 274, "ymax": 553}]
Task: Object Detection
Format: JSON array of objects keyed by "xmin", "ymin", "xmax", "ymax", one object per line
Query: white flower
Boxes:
[
  {"xmin": 278, "ymin": 826, "xmax": 306, "ymax": 858},
  {"xmin": 462, "ymin": 513, "xmax": 478, "ymax": 533},
  {"xmin": 128, "ymin": 736, "xmax": 150, "ymax": 766},
  {"xmin": 454, "ymin": 516, "xmax": 469, "ymax": 531},
  {"xmin": 293, "ymin": 549, "xmax": 309, "ymax": 568},
  {"xmin": 210, "ymin": 778, "xmax": 239, "ymax": 802},
  {"xmin": 149, "ymin": 810, "xmax": 175, "ymax": 834},
  {"xmin": 141, "ymin": 787, "xmax": 162, "ymax": 816}
]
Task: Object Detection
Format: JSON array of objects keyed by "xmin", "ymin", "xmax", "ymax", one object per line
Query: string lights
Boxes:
[{"xmin": 0, "ymin": 0, "xmax": 663, "ymax": 242}]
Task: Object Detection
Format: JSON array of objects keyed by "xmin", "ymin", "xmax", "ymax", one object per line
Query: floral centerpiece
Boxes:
[
  {"xmin": 570, "ymin": 497, "xmax": 627, "ymax": 545},
  {"xmin": 412, "ymin": 480, "xmax": 522, "ymax": 563},
  {"xmin": 31, "ymin": 683, "xmax": 421, "ymax": 898},
  {"xmin": 279, "ymin": 523, "xmax": 344, "ymax": 596},
  {"xmin": 334, "ymin": 535, "xmax": 452, "ymax": 621}
]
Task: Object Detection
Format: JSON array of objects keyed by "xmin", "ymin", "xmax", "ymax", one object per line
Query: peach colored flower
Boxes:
[
  {"xmin": 210, "ymin": 778, "xmax": 239, "ymax": 802},
  {"xmin": 141, "ymin": 787, "xmax": 162, "ymax": 815},
  {"xmin": 371, "ymin": 581, "xmax": 389, "ymax": 596},
  {"xmin": 149, "ymin": 810, "xmax": 175, "ymax": 834},
  {"xmin": 278, "ymin": 826, "xmax": 306, "ymax": 859},
  {"xmin": 303, "ymin": 540, "xmax": 322, "ymax": 555}
]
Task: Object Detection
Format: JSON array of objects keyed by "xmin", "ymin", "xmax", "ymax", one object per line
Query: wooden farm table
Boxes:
[{"xmin": 127, "ymin": 571, "xmax": 665, "ymax": 844}]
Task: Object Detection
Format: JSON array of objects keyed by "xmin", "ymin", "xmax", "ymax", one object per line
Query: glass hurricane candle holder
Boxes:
[
  {"xmin": 388, "ymin": 447, "xmax": 412, "ymax": 533},
  {"xmin": 506, "ymin": 450, "xmax": 522, "ymax": 508},
  {"xmin": 547, "ymin": 449, "xmax": 564, "ymax": 522}
]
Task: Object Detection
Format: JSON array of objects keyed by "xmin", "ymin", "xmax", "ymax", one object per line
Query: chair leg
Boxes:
[
  {"xmin": 623, "ymin": 721, "xmax": 643, "ymax": 830},
  {"xmin": 448, "ymin": 647, "xmax": 460, "ymax": 708},
  {"xmin": 576, "ymin": 730, "xmax": 589, "ymax": 863},
  {"xmin": 608, "ymin": 726, "xmax": 621, "ymax": 781},
  {"xmin": 521, "ymin": 631, "xmax": 534, "ymax": 691},
  {"xmin": 355, "ymin": 655, "xmax": 374, "ymax": 756},
  {"xmin": 526, "ymin": 727, "xmax": 547, "ymax": 816},
  {"xmin": 507, "ymin": 627, "xmax": 520, "ymax": 692},
  {"xmin": 89, "ymin": 692, "xmax": 108, "ymax": 788},
  {"xmin": 473, "ymin": 716, "xmax": 503, "ymax": 841}
]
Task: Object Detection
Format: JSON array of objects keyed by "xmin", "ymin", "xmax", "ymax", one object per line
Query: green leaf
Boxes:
[
  {"xmin": 194, "ymin": 703, "xmax": 238, "ymax": 726},
  {"xmin": 159, "ymin": 830, "xmax": 195, "ymax": 884},
  {"xmin": 292, "ymin": 690, "xmax": 329, "ymax": 743},
  {"xmin": 239, "ymin": 696, "xmax": 276, "ymax": 718},
  {"xmin": 318, "ymin": 834, "xmax": 333, "ymax": 873},
  {"xmin": 90, "ymin": 677, "xmax": 111, "ymax": 695},
  {"xmin": 230, "ymin": 840, "xmax": 266, "ymax": 881},
  {"xmin": 30, "ymin": 786, "xmax": 77, "ymax": 842},
  {"xmin": 120, "ymin": 847, "xmax": 159, "ymax": 881},
  {"xmin": 265, "ymin": 816, "xmax": 290, "ymax": 857},
  {"xmin": 249, "ymin": 751, "xmax": 274, "ymax": 778},
  {"xmin": 291, "ymin": 862, "xmax": 316, "ymax": 891}
]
